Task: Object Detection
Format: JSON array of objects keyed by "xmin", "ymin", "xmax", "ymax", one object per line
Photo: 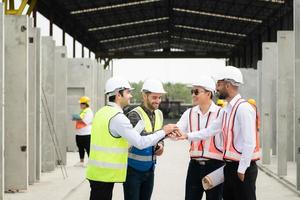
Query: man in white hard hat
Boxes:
[
  {"xmin": 177, "ymin": 66, "xmax": 261, "ymax": 200},
  {"xmin": 86, "ymin": 76, "xmax": 179, "ymax": 200},
  {"xmin": 123, "ymin": 78, "xmax": 166, "ymax": 200},
  {"xmin": 176, "ymin": 76, "xmax": 224, "ymax": 200}
]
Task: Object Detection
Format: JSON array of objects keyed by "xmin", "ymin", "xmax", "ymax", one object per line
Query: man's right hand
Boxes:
[{"xmin": 162, "ymin": 124, "xmax": 178, "ymax": 135}]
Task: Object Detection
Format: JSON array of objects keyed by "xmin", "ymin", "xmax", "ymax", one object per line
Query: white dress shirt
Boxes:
[
  {"xmin": 177, "ymin": 101, "xmax": 223, "ymax": 154},
  {"xmin": 107, "ymin": 102, "xmax": 166, "ymax": 149},
  {"xmin": 186, "ymin": 94, "xmax": 256, "ymax": 173}
]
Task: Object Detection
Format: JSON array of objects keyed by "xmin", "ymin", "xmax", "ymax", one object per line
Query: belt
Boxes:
[{"xmin": 191, "ymin": 159, "xmax": 223, "ymax": 166}]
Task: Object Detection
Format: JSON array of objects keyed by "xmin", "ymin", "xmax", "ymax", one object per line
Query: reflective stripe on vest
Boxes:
[
  {"xmin": 86, "ymin": 106, "xmax": 129, "ymax": 182},
  {"xmin": 75, "ymin": 108, "xmax": 90, "ymax": 129},
  {"xmin": 222, "ymin": 99, "xmax": 261, "ymax": 161},
  {"xmin": 189, "ymin": 106, "xmax": 223, "ymax": 160},
  {"xmin": 128, "ymin": 106, "xmax": 163, "ymax": 171}
]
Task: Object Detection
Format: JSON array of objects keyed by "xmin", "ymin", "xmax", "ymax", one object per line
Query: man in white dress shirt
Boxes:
[{"xmin": 177, "ymin": 66, "xmax": 260, "ymax": 200}]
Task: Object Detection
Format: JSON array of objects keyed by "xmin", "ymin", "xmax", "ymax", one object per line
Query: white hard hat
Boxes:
[
  {"xmin": 214, "ymin": 66, "xmax": 244, "ymax": 84},
  {"xmin": 192, "ymin": 76, "xmax": 216, "ymax": 93},
  {"xmin": 141, "ymin": 78, "xmax": 166, "ymax": 94},
  {"xmin": 105, "ymin": 76, "xmax": 134, "ymax": 94}
]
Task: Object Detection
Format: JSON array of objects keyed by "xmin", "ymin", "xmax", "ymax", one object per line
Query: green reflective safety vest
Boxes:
[{"xmin": 86, "ymin": 106, "xmax": 129, "ymax": 182}]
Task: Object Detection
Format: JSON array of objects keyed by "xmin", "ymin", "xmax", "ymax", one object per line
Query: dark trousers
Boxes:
[
  {"xmin": 123, "ymin": 166, "xmax": 154, "ymax": 200},
  {"xmin": 75, "ymin": 135, "xmax": 90, "ymax": 159},
  {"xmin": 223, "ymin": 161, "xmax": 258, "ymax": 200},
  {"xmin": 185, "ymin": 159, "xmax": 224, "ymax": 200},
  {"xmin": 89, "ymin": 180, "xmax": 114, "ymax": 200}
]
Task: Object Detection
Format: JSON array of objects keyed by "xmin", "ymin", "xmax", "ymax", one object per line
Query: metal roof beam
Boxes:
[
  {"xmin": 172, "ymin": 36, "xmax": 235, "ymax": 47},
  {"xmin": 99, "ymin": 31, "xmax": 168, "ymax": 43}
]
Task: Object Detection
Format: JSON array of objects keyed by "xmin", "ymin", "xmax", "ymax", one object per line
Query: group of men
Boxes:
[{"xmin": 73, "ymin": 65, "xmax": 261, "ymax": 200}]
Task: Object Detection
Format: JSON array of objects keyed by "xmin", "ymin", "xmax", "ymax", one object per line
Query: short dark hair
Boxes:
[
  {"xmin": 108, "ymin": 89, "xmax": 125, "ymax": 102},
  {"xmin": 80, "ymin": 103, "xmax": 89, "ymax": 107}
]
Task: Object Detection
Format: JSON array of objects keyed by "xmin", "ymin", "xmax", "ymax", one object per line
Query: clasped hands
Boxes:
[{"xmin": 162, "ymin": 124, "xmax": 187, "ymax": 140}]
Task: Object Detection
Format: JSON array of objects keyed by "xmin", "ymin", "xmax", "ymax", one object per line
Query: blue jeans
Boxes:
[
  {"xmin": 185, "ymin": 159, "xmax": 224, "ymax": 200},
  {"xmin": 123, "ymin": 166, "xmax": 154, "ymax": 200}
]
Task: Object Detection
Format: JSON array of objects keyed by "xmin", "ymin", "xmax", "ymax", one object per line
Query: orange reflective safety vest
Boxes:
[
  {"xmin": 222, "ymin": 98, "xmax": 261, "ymax": 161},
  {"xmin": 75, "ymin": 108, "xmax": 90, "ymax": 129},
  {"xmin": 189, "ymin": 106, "xmax": 223, "ymax": 160}
]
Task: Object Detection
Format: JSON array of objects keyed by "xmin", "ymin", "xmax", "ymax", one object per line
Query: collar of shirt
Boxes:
[
  {"xmin": 224, "ymin": 93, "xmax": 241, "ymax": 113},
  {"xmin": 140, "ymin": 104, "xmax": 155, "ymax": 117},
  {"xmin": 107, "ymin": 102, "xmax": 124, "ymax": 113},
  {"xmin": 193, "ymin": 101, "xmax": 219, "ymax": 117}
]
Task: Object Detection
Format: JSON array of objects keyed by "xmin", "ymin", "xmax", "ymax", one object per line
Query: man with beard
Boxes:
[
  {"xmin": 86, "ymin": 77, "xmax": 178, "ymax": 200},
  {"xmin": 176, "ymin": 76, "xmax": 224, "ymax": 200},
  {"xmin": 123, "ymin": 78, "xmax": 166, "ymax": 200},
  {"xmin": 177, "ymin": 66, "xmax": 261, "ymax": 200}
]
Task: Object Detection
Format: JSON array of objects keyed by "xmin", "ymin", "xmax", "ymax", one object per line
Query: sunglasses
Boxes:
[{"xmin": 191, "ymin": 89, "xmax": 205, "ymax": 95}]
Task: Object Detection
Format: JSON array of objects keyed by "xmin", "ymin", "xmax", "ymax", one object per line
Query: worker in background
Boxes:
[
  {"xmin": 177, "ymin": 66, "xmax": 261, "ymax": 200},
  {"xmin": 86, "ymin": 76, "xmax": 179, "ymax": 200},
  {"xmin": 248, "ymin": 99, "xmax": 260, "ymax": 131},
  {"xmin": 216, "ymin": 99, "xmax": 227, "ymax": 108},
  {"xmin": 176, "ymin": 76, "xmax": 224, "ymax": 200},
  {"xmin": 72, "ymin": 96, "xmax": 93, "ymax": 167},
  {"xmin": 123, "ymin": 78, "xmax": 166, "ymax": 200}
]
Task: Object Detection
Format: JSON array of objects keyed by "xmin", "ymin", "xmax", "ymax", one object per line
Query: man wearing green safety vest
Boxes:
[
  {"xmin": 86, "ymin": 76, "xmax": 179, "ymax": 200},
  {"xmin": 123, "ymin": 78, "xmax": 166, "ymax": 200}
]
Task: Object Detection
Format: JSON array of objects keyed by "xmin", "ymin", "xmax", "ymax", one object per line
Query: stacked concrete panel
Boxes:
[
  {"xmin": 28, "ymin": 19, "xmax": 37, "ymax": 185},
  {"xmin": 4, "ymin": 15, "xmax": 29, "ymax": 191},
  {"xmin": 41, "ymin": 37, "xmax": 56, "ymax": 172},
  {"xmin": 0, "ymin": 4, "xmax": 4, "ymax": 198},
  {"xmin": 277, "ymin": 31, "xmax": 295, "ymax": 176},
  {"xmin": 35, "ymin": 28, "xmax": 42, "ymax": 181},
  {"xmin": 54, "ymin": 46, "xmax": 68, "ymax": 165},
  {"xmin": 67, "ymin": 58, "xmax": 95, "ymax": 152},
  {"xmin": 294, "ymin": 0, "xmax": 300, "ymax": 190},
  {"xmin": 239, "ymin": 68, "xmax": 258, "ymax": 100},
  {"xmin": 261, "ymin": 43, "xmax": 277, "ymax": 164}
]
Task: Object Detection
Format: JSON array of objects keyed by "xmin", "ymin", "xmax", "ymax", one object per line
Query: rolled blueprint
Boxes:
[{"xmin": 202, "ymin": 166, "xmax": 224, "ymax": 190}]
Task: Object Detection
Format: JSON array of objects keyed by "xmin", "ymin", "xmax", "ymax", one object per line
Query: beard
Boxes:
[{"xmin": 216, "ymin": 91, "xmax": 228, "ymax": 100}]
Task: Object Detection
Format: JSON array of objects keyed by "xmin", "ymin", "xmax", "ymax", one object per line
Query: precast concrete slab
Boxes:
[
  {"xmin": 35, "ymin": 28, "xmax": 42, "ymax": 181},
  {"xmin": 4, "ymin": 15, "xmax": 29, "ymax": 191},
  {"xmin": 41, "ymin": 37, "xmax": 56, "ymax": 172},
  {"xmin": 294, "ymin": 0, "xmax": 300, "ymax": 190},
  {"xmin": 239, "ymin": 68, "xmax": 258, "ymax": 101},
  {"xmin": 261, "ymin": 43, "xmax": 278, "ymax": 164},
  {"xmin": 67, "ymin": 58, "xmax": 95, "ymax": 152},
  {"xmin": 277, "ymin": 31, "xmax": 295, "ymax": 175},
  {"xmin": 0, "ymin": 4, "xmax": 4, "ymax": 199},
  {"xmin": 28, "ymin": 20, "xmax": 37, "ymax": 185},
  {"xmin": 257, "ymin": 60, "xmax": 262, "ymax": 143},
  {"xmin": 54, "ymin": 46, "xmax": 68, "ymax": 165}
]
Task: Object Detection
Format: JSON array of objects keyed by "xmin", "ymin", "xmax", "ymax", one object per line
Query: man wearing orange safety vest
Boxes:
[
  {"xmin": 177, "ymin": 76, "xmax": 224, "ymax": 200},
  {"xmin": 178, "ymin": 66, "xmax": 261, "ymax": 200},
  {"xmin": 72, "ymin": 96, "xmax": 94, "ymax": 167}
]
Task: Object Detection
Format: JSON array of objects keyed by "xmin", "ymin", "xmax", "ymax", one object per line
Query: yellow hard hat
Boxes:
[
  {"xmin": 79, "ymin": 96, "xmax": 90, "ymax": 104},
  {"xmin": 248, "ymin": 98, "xmax": 256, "ymax": 106},
  {"xmin": 216, "ymin": 99, "xmax": 224, "ymax": 106}
]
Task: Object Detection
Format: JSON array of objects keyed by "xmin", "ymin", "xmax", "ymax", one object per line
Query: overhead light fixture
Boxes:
[
  {"xmin": 175, "ymin": 25, "xmax": 246, "ymax": 37},
  {"xmin": 100, "ymin": 31, "xmax": 168, "ymax": 43},
  {"xmin": 70, "ymin": 0, "xmax": 161, "ymax": 15},
  {"xmin": 259, "ymin": 0, "xmax": 284, "ymax": 3},
  {"xmin": 89, "ymin": 17, "xmax": 169, "ymax": 31},
  {"xmin": 172, "ymin": 36, "xmax": 235, "ymax": 47},
  {"xmin": 173, "ymin": 8, "xmax": 262, "ymax": 23},
  {"xmin": 109, "ymin": 40, "xmax": 167, "ymax": 51}
]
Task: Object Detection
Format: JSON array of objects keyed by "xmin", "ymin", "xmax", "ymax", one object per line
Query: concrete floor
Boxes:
[{"xmin": 4, "ymin": 140, "xmax": 300, "ymax": 200}]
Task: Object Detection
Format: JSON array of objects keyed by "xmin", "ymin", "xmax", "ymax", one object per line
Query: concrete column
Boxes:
[
  {"xmin": 261, "ymin": 43, "xmax": 277, "ymax": 164},
  {"xmin": 4, "ymin": 15, "xmax": 29, "ymax": 191},
  {"xmin": 54, "ymin": 46, "xmax": 67, "ymax": 165},
  {"xmin": 41, "ymin": 37, "xmax": 56, "ymax": 172},
  {"xmin": 294, "ymin": 0, "xmax": 300, "ymax": 190},
  {"xmin": 28, "ymin": 20, "xmax": 37, "ymax": 185},
  {"xmin": 257, "ymin": 61, "xmax": 262, "ymax": 144},
  {"xmin": 239, "ymin": 68, "xmax": 258, "ymax": 100},
  {"xmin": 35, "ymin": 28, "xmax": 41, "ymax": 181},
  {"xmin": 0, "ymin": 4, "xmax": 4, "ymax": 198},
  {"xmin": 277, "ymin": 31, "xmax": 295, "ymax": 176}
]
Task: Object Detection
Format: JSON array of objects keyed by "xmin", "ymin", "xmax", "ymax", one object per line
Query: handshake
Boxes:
[{"xmin": 162, "ymin": 124, "xmax": 187, "ymax": 140}]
